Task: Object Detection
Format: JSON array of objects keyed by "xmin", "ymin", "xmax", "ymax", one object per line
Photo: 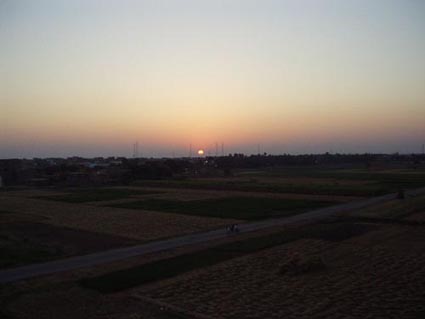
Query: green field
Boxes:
[
  {"xmin": 38, "ymin": 188, "xmax": 160, "ymax": 203},
  {"xmin": 0, "ymin": 228, "xmax": 62, "ymax": 269},
  {"xmin": 136, "ymin": 179, "xmax": 382, "ymax": 196},
  {"xmin": 0, "ymin": 222, "xmax": 137, "ymax": 269},
  {"xmin": 109, "ymin": 197, "xmax": 334, "ymax": 220},
  {"xmin": 134, "ymin": 168, "xmax": 425, "ymax": 197}
]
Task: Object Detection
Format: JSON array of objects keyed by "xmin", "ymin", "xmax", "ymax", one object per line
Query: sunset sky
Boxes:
[{"xmin": 1, "ymin": 0, "xmax": 425, "ymax": 158}]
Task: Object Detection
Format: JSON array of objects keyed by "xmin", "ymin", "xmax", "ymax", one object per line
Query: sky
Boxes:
[{"xmin": 1, "ymin": 0, "xmax": 424, "ymax": 158}]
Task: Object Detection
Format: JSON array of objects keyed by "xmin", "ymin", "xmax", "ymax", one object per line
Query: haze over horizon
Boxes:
[{"xmin": 1, "ymin": 0, "xmax": 425, "ymax": 159}]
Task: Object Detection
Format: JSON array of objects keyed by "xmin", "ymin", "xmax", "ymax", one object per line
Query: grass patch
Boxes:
[
  {"xmin": 81, "ymin": 248, "xmax": 240, "ymax": 293},
  {"xmin": 0, "ymin": 244, "xmax": 59, "ymax": 269},
  {"xmin": 0, "ymin": 236, "xmax": 61, "ymax": 269},
  {"xmin": 109, "ymin": 197, "xmax": 334, "ymax": 220},
  {"xmin": 134, "ymin": 179, "xmax": 389, "ymax": 196},
  {"xmin": 39, "ymin": 188, "xmax": 160, "ymax": 203},
  {"xmin": 260, "ymin": 167, "xmax": 425, "ymax": 190},
  {"xmin": 81, "ymin": 221, "xmax": 377, "ymax": 293},
  {"xmin": 0, "ymin": 222, "xmax": 137, "ymax": 269}
]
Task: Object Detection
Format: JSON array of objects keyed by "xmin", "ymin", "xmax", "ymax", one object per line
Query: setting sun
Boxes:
[{"xmin": 197, "ymin": 149, "xmax": 204, "ymax": 156}]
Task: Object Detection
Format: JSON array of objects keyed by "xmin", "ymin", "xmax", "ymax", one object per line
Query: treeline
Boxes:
[
  {"xmin": 1, "ymin": 153, "xmax": 424, "ymax": 187},
  {"xmin": 214, "ymin": 153, "xmax": 424, "ymax": 169}
]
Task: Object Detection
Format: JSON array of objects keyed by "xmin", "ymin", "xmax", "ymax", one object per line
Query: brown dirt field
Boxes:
[
  {"xmin": 135, "ymin": 224, "xmax": 425, "ymax": 319},
  {"xmin": 0, "ymin": 194, "xmax": 241, "ymax": 241}
]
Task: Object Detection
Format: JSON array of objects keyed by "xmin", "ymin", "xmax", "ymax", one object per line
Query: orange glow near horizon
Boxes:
[
  {"xmin": 197, "ymin": 149, "xmax": 204, "ymax": 156},
  {"xmin": 1, "ymin": 1, "xmax": 425, "ymax": 158}
]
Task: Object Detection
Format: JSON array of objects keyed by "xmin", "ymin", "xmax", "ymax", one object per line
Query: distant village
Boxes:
[{"xmin": 1, "ymin": 153, "xmax": 424, "ymax": 188}]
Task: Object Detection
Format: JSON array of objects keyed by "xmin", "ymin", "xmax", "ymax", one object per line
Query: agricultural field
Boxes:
[
  {"xmin": 1, "ymin": 166, "xmax": 425, "ymax": 271},
  {"xmin": 109, "ymin": 197, "xmax": 334, "ymax": 220},
  {"xmin": 1, "ymin": 167, "xmax": 425, "ymax": 318},
  {"xmin": 2, "ymin": 194, "xmax": 425, "ymax": 319},
  {"xmin": 81, "ymin": 221, "xmax": 378, "ymax": 293},
  {"xmin": 37, "ymin": 188, "xmax": 161, "ymax": 203},
  {"xmin": 0, "ymin": 220, "xmax": 137, "ymax": 269},
  {"xmin": 0, "ymin": 179, "xmax": 344, "ymax": 269},
  {"xmin": 0, "ymin": 187, "xmax": 242, "ymax": 269},
  {"xmin": 135, "ymin": 167, "xmax": 425, "ymax": 197},
  {"xmin": 135, "ymin": 224, "xmax": 425, "ymax": 318}
]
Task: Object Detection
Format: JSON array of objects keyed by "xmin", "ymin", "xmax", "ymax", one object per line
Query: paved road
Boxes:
[{"xmin": 1, "ymin": 187, "xmax": 424, "ymax": 284}]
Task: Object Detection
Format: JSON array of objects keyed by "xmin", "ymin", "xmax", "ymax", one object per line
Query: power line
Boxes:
[{"xmin": 132, "ymin": 141, "xmax": 140, "ymax": 158}]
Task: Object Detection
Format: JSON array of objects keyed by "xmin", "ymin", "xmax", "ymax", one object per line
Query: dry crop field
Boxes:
[{"xmin": 137, "ymin": 223, "xmax": 425, "ymax": 318}]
